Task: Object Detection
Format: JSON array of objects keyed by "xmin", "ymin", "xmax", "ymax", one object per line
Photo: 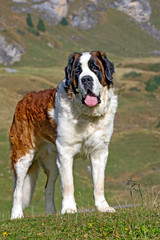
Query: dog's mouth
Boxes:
[{"xmin": 82, "ymin": 90, "xmax": 101, "ymax": 107}]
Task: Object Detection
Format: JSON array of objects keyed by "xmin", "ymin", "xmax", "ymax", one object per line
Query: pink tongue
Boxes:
[{"xmin": 84, "ymin": 95, "xmax": 98, "ymax": 107}]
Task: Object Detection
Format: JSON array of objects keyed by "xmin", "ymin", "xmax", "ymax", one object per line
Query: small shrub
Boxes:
[
  {"xmin": 60, "ymin": 17, "xmax": 68, "ymax": 26},
  {"xmin": 124, "ymin": 63, "xmax": 160, "ymax": 72},
  {"xmin": 154, "ymin": 75, "xmax": 160, "ymax": 85},
  {"xmin": 26, "ymin": 14, "xmax": 34, "ymax": 28},
  {"xmin": 17, "ymin": 29, "xmax": 25, "ymax": 36},
  {"xmin": 27, "ymin": 27, "xmax": 40, "ymax": 36},
  {"xmin": 145, "ymin": 75, "xmax": 160, "ymax": 92},
  {"xmin": 129, "ymin": 87, "xmax": 141, "ymax": 92},
  {"xmin": 156, "ymin": 121, "xmax": 160, "ymax": 128},
  {"xmin": 149, "ymin": 63, "xmax": 160, "ymax": 72},
  {"xmin": 37, "ymin": 18, "xmax": 46, "ymax": 32},
  {"xmin": 123, "ymin": 71, "xmax": 142, "ymax": 79}
]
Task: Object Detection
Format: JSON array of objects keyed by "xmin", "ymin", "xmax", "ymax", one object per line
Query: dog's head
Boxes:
[{"xmin": 64, "ymin": 51, "xmax": 114, "ymax": 107}]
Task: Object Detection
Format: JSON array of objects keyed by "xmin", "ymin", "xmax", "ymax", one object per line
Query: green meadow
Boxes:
[{"xmin": 0, "ymin": 57, "xmax": 160, "ymax": 238}]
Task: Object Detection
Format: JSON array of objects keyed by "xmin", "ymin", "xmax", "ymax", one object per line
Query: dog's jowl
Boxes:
[{"xmin": 10, "ymin": 51, "xmax": 118, "ymax": 219}]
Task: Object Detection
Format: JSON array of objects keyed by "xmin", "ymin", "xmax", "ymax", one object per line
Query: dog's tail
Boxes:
[{"xmin": 22, "ymin": 161, "xmax": 39, "ymax": 210}]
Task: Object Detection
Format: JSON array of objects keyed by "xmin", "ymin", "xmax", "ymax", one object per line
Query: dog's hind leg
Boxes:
[
  {"xmin": 40, "ymin": 147, "xmax": 59, "ymax": 215},
  {"xmin": 11, "ymin": 150, "xmax": 35, "ymax": 219},
  {"xmin": 22, "ymin": 160, "xmax": 39, "ymax": 210}
]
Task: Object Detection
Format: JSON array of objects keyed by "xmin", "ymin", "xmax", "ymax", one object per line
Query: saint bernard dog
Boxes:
[{"xmin": 10, "ymin": 51, "xmax": 118, "ymax": 219}]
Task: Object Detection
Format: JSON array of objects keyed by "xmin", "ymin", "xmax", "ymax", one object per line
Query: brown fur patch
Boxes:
[
  {"xmin": 71, "ymin": 53, "xmax": 81, "ymax": 88},
  {"xmin": 66, "ymin": 53, "xmax": 81, "ymax": 100},
  {"xmin": 10, "ymin": 89, "xmax": 57, "ymax": 169},
  {"xmin": 91, "ymin": 51, "xmax": 107, "ymax": 86}
]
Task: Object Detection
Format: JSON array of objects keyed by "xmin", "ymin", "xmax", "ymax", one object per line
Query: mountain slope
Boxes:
[{"xmin": 0, "ymin": 0, "xmax": 160, "ymax": 67}]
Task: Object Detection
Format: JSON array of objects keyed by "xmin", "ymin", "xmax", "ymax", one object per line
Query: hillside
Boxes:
[
  {"xmin": 0, "ymin": 0, "xmax": 160, "ymax": 223},
  {"xmin": 0, "ymin": 0, "xmax": 160, "ymax": 66}
]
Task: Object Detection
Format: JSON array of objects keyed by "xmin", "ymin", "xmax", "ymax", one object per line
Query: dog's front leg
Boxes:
[
  {"xmin": 91, "ymin": 149, "xmax": 115, "ymax": 213},
  {"xmin": 56, "ymin": 143, "xmax": 77, "ymax": 214}
]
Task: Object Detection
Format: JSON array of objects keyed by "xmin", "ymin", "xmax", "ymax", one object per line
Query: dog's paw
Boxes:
[
  {"xmin": 97, "ymin": 205, "xmax": 116, "ymax": 213},
  {"xmin": 101, "ymin": 206, "xmax": 116, "ymax": 213},
  {"xmin": 96, "ymin": 200, "xmax": 116, "ymax": 213},
  {"xmin": 11, "ymin": 209, "xmax": 24, "ymax": 220},
  {"xmin": 61, "ymin": 208, "xmax": 77, "ymax": 214},
  {"xmin": 61, "ymin": 198, "xmax": 77, "ymax": 214}
]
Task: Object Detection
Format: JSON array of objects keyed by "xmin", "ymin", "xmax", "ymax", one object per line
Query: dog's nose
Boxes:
[{"xmin": 81, "ymin": 75, "xmax": 93, "ymax": 90}]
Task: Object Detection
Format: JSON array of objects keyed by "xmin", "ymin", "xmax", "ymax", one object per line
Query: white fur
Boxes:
[
  {"xmin": 54, "ymin": 76, "xmax": 118, "ymax": 214},
  {"xmin": 11, "ymin": 150, "xmax": 35, "ymax": 219},
  {"xmin": 22, "ymin": 161, "xmax": 39, "ymax": 210},
  {"xmin": 48, "ymin": 108, "xmax": 55, "ymax": 120}
]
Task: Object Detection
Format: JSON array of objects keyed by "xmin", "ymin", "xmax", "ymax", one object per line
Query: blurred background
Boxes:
[{"xmin": 0, "ymin": 0, "xmax": 160, "ymax": 219}]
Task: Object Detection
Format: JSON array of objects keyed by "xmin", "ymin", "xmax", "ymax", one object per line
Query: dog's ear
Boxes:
[
  {"xmin": 92, "ymin": 51, "xmax": 114, "ymax": 85},
  {"xmin": 64, "ymin": 52, "xmax": 81, "ymax": 89}
]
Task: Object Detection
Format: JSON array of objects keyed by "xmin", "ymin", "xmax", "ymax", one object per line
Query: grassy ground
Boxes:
[{"xmin": 1, "ymin": 206, "xmax": 160, "ymax": 239}]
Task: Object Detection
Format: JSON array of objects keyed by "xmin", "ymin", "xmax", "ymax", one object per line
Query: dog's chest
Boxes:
[
  {"xmin": 72, "ymin": 114, "xmax": 111, "ymax": 153},
  {"xmin": 76, "ymin": 117, "xmax": 100, "ymax": 138}
]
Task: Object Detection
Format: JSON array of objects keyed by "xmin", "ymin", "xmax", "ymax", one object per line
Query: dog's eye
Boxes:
[
  {"xmin": 90, "ymin": 62, "xmax": 99, "ymax": 73},
  {"xmin": 93, "ymin": 67, "xmax": 98, "ymax": 72},
  {"xmin": 75, "ymin": 67, "xmax": 81, "ymax": 75},
  {"xmin": 93, "ymin": 66, "xmax": 99, "ymax": 72}
]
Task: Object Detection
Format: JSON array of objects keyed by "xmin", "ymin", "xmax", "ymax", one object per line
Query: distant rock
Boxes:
[
  {"xmin": 110, "ymin": 0, "xmax": 152, "ymax": 22},
  {"xmin": 69, "ymin": 4, "xmax": 106, "ymax": 30},
  {"xmin": 10, "ymin": 0, "xmax": 160, "ymax": 41},
  {"xmin": 0, "ymin": 35, "xmax": 24, "ymax": 65},
  {"xmin": 0, "ymin": 26, "xmax": 4, "ymax": 31},
  {"xmin": 139, "ymin": 22, "xmax": 160, "ymax": 42},
  {"xmin": 32, "ymin": 0, "xmax": 42, "ymax": 2},
  {"xmin": 11, "ymin": 6, "xmax": 32, "ymax": 13},
  {"xmin": 12, "ymin": 0, "xmax": 68, "ymax": 24},
  {"xmin": 90, "ymin": 0, "xmax": 103, "ymax": 4},
  {"xmin": 150, "ymin": 50, "xmax": 160, "ymax": 56},
  {"xmin": 32, "ymin": 0, "xmax": 68, "ymax": 21},
  {"xmin": 5, "ymin": 68, "xmax": 17, "ymax": 73},
  {"xmin": 69, "ymin": 7, "xmax": 98, "ymax": 30},
  {"xmin": 110, "ymin": 0, "xmax": 160, "ymax": 42},
  {"xmin": 12, "ymin": 0, "xmax": 106, "ymax": 28},
  {"xmin": 13, "ymin": 0, "xmax": 27, "ymax": 3}
]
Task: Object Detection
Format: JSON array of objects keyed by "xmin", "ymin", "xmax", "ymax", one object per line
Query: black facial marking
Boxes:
[
  {"xmin": 96, "ymin": 52, "xmax": 114, "ymax": 84},
  {"xmin": 88, "ymin": 58, "xmax": 102, "ymax": 84},
  {"xmin": 91, "ymin": 51, "xmax": 115, "ymax": 86},
  {"xmin": 73, "ymin": 62, "xmax": 82, "ymax": 90},
  {"xmin": 64, "ymin": 52, "xmax": 82, "ymax": 94}
]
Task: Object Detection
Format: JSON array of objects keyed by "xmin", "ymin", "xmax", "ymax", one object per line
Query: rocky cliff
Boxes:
[
  {"xmin": 110, "ymin": 0, "xmax": 152, "ymax": 22},
  {"xmin": 12, "ymin": 0, "xmax": 69, "ymax": 25},
  {"xmin": 11, "ymin": 0, "xmax": 160, "ymax": 38},
  {"xmin": 0, "ymin": 35, "xmax": 24, "ymax": 65},
  {"xmin": 110, "ymin": 0, "xmax": 160, "ymax": 42}
]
